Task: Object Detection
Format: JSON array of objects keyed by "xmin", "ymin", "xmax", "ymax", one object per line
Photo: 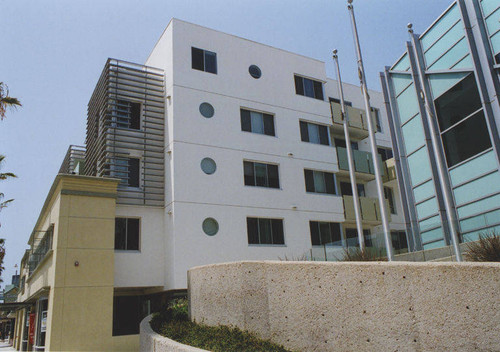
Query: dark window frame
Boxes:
[
  {"xmin": 115, "ymin": 217, "xmax": 140, "ymax": 251},
  {"xmin": 240, "ymin": 108, "xmax": 275, "ymax": 136},
  {"xmin": 191, "ymin": 47, "xmax": 217, "ymax": 74},
  {"xmin": 246, "ymin": 217, "xmax": 285, "ymax": 245},
  {"xmin": 115, "ymin": 99, "xmax": 141, "ymax": 130},
  {"xmin": 304, "ymin": 169, "xmax": 336, "ymax": 195},
  {"xmin": 243, "ymin": 161, "xmax": 280, "ymax": 189},
  {"xmin": 114, "ymin": 157, "xmax": 141, "ymax": 188},
  {"xmin": 299, "ymin": 121, "xmax": 330, "ymax": 145},
  {"xmin": 384, "ymin": 186, "xmax": 397, "ymax": 215},
  {"xmin": 294, "ymin": 75, "xmax": 324, "ymax": 100},
  {"xmin": 309, "ymin": 221, "xmax": 342, "ymax": 246}
]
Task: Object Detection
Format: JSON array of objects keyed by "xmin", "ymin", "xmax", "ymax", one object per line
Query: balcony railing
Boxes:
[
  {"xmin": 343, "ymin": 195, "xmax": 391, "ymax": 224},
  {"xmin": 28, "ymin": 227, "xmax": 53, "ymax": 276},
  {"xmin": 330, "ymin": 101, "xmax": 378, "ymax": 139},
  {"xmin": 382, "ymin": 157, "xmax": 397, "ymax": 183},
  {"xmin": 59, "ymin": 145, "xmax": 86, "ymax": 175}
]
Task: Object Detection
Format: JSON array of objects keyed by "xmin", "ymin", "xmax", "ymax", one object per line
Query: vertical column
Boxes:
[{"xmin": 380, "ymin": 69, "xmax": 422, "ymax": 251}]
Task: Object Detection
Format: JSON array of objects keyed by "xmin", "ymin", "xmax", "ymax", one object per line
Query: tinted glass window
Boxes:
[
  {"xmin": 191, "ymin": 47, "xmax": 204, "ymax": 71},
  {"xmin": 441, "ymin": 111, "xmax": 491, "ymax": 167},
  {"xmin": 247, "ymin": 218, "xmax": 284, "ymax": 244},
  {"xmin": 434, "ymin": 74, "xmax": 482, "ymax": 131}
]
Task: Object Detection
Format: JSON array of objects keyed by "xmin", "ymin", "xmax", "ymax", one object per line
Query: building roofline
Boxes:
[{"xmin": 146, "ymin": 18, "xmax": 325, "ymax": 66}]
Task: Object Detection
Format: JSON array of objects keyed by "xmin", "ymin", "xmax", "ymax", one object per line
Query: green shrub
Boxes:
[
  {"xmin": 338, "ymin": 247, "xmax": 388, "ymax": 261},
  {"xmin": 150, "ymin": 298, "xmax": 293, "ymax": 352},
  {"xmin": 465, "ymin": 232, "xmax": 500, "ymax": 262}
]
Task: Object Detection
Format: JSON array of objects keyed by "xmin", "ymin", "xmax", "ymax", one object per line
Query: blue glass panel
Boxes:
[
  {"xmin": 407, "ymin": 147, "xmax": 432, "ymax": 186},
  {"xmin": 424, "ymin": 22, "xmax": 465, "ymax": 65},
  {"xmin": 457, "ymin": 193, "xmax": 500, "ymax": 218},
  {"xmin": 450, "ymin": 55, "xmax": 473, "ymax": 70},
  {"xmin": 453, "ymin": 172, "xmax": 500, "ymax": 205},
  {"xmin": 416, "ymin": 197, "xmax": 439, "ymax": 220},
  {"xmin": 463, "ymin": 224, "xmax": 500, "ymax": 242},
  {"xmin": 413, "ymin": 180, "xmax": 436, "ymax": 204},
  {"xmin": 421, "ymin": 4, "xmax": 460, "ymax": 50},
  {"xmin": 481, "ymin": 0, "xmax": 500, "ymax": 17},
  {"xmin": 402, "ymin": 114, "xmax": 426, "ymax": 155},
  {"xmin": 419, "ymin": 215, "xmax": 441, "ymax": 232},
  {"xmin": 427, "ymin": 38, "xmax": 470, "ymax": 70},
  {"xmin": 396, "ymin": 84, "xmax": 419, "ymax": 124},
  {"xmin": 429, "ymin": 73, "xmax": 469, "ymax": 100},
  {"xmin": 392, "ymin": 53, "xmax": 410, "ymax": 71},
  {"xmin": 423, "ymin": 240, "xmax": 445, "ymax": 250},
  {"xmin": 485, "ymin": 209, "xmax": 500, "ymax": 226},
  {"xmin": 460, "ymin": 214, "xmax": 488, "ymax": 232},
  {"xmin": 490, "ymin": 31, "xmax": 500, "ymax": 55},
  {"xmin": 485, "ymin": 7, "xmax": 500, "ymax": 35},
  {"xmin": 421, "ymin": 228, "xmax": 444, "ymax": 244},
  {"xmin": 449, "ymin": 150, "xmax": 497, "ymax": 187},
  {"xmin": 391, "ymin": 74, "xmax": 413, "ymax": 96}
]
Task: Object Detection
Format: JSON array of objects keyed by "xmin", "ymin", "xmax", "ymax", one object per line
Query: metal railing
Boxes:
[
  {"xmin": 28, "ymin": 227, "xmax": 53, "ymax": 276},
  {"xmin": 59, "ymin": 145, "xmax": 86, "ymax": 174}
]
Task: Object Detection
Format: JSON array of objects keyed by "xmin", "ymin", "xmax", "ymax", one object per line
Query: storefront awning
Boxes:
[{"xmin": 0, "ymin": 302, "xmax": 33, "ymax": 312}]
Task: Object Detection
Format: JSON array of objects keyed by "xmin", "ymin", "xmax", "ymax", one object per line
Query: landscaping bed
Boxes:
[{"xmin": 150, "ymin": 299, "xmax": 293, "ymax": 352}]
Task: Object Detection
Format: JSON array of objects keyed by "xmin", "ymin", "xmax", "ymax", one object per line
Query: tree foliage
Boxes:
[{"xmin": 0, "ymin": 82, "xmax": 22, "ymax": 120}]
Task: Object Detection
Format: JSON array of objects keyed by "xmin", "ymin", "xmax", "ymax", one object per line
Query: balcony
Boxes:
[
  {"xmin": 382, "ymin": 157, "xmax": 397, "ymax": 183},
  {"xmin": 330, "ymin": 101, "xmax": 378, "ymax": 140},
  {"xmin": 343, "ymin": 195, "xmax": 391, "ymax": 226},
  {"xmin": 28, "ymin": 226, "xmax": 53, "ymax": 277},
  {"xmin": 336, "ymin": 147, "xmax": 385, "ymax": 181}
]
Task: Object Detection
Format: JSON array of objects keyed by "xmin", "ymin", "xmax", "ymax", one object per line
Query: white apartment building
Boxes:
[
  {"xmin": 15, "ymin": 19, "xmax": 405, "ymax": 351},
  {"xmin": 96, "ymin": 18, "xmax": 406, "ymax": 290}
]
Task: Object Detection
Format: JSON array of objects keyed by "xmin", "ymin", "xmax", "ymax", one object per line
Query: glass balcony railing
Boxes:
[
  {"xmin": 337, "ymin": 147, "xmax": 386, "ymax": 177},
  {"xmin": 383, "ymin": 157, "xmax": 397, "ymax": 183},
  {"xmin": 330, "ymin": 101, "xmax": 378, "ymax": 138},
  {"xmin": 343, "ymin": 195, "xmax": 391, "ymax": 224}
]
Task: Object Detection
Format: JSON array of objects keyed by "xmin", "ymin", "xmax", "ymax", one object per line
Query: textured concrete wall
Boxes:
[
  {"xmin": 139, "ymin": 315, "xmax": 209, "ymax": 352},
  {"xmin": 188, "ymin": 261, "xmax": 500, "ymax": 352}
]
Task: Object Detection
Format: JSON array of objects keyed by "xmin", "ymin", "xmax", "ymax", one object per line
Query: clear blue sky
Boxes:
[{"xmin": 0, "ymin": 0, "xmax": 452, "ymax": 285}]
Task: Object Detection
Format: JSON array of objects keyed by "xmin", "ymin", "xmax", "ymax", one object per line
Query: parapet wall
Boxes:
[{"xmin": 188, "ymin": 261, "xmax": 500, "ymax": 352}]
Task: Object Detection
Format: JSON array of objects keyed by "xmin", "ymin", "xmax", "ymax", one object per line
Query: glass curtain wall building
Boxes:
[{"xmin": 380, "ymin": 0, "xmax": 500, "ymax": 251}]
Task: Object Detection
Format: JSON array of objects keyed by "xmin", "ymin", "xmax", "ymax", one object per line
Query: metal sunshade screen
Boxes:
[{"xmin": 85, "ymin": 59, "xmax": 166, "ymax": 206}]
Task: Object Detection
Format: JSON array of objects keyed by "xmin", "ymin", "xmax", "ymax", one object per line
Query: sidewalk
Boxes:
[{"xmin": 0, "ymin": 340, "xmax": 15, "ymax": 351}]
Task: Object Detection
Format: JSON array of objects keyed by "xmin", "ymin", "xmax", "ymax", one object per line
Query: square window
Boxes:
[
  {"xmin": 309, "ymin": 221, "xmax": 341, "ymax": 246},
  {"xmin": 115, "ymin": 218, "xmax": 140, "ymax": 250},
  {"xmin": 243, "ymin": 161, "xmax": 280, "ymax": 189},
  {"xmin": 191, "ymin": 47, "xmax": 217, "ymax": 74},
  {"xmin": 114, "ymin": 158, "xmax": 140, "ymax": 187},
  {"xmin": 247, "ymin": 218, "xmax": 284, "ymax": 245},
  {"xmin": 304, "ymin": 169, "xmax": 336, "ymax": 195},
  {"xmin": 294, "ymin": 75, "xmax": 324, "ymax": 100},
  {"xmin": 115, "ymin": 100, "xmax": 141, "ymax": 130},
  {"xmin": 240, "ymin": 109, "xmax": 275, "ymax": 136},
  {"xmin": 299, "ymin": 121, "xmax": 329, "ymax": 145}
]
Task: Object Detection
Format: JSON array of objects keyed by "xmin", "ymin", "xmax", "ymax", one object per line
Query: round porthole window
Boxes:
[
  {"xmin": 249, "ymin": 65, "xmax": 262, "ymax": 79},
  {"xmin": 199, "ymin": 102, "xmax": 215, "ymax": 118},
  {"xmin": 201, "ymin": 158, "xmax": 216, "ymax": 175},
  {"xmin": 202, "ymin": 218, "xmax": 219, "ymax": 236}
]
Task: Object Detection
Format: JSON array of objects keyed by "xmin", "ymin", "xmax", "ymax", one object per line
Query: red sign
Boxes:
[{"xmin": 28, "ymin": 313, "xmax": 36, "ymax": 345}]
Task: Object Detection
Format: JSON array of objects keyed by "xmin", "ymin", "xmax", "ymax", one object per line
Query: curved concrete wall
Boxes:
[
  {"xmin": 139, "ymin": 315, "xmax": 209, "ymax": 352},
  {"xmin": 188, "ymin": 261, "xmax": 500, "ymax": 352}
]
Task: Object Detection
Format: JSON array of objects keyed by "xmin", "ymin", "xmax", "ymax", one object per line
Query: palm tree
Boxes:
[
  {"xmin": 0, "ymin": 82, "xmax": 22, "ymax": 120},
  {"xmin": 0, "ymin": 155, "xmax": 16, "ymax": 210}
]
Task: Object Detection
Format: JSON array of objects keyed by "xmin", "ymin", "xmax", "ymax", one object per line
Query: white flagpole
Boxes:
[
  {"xmin": 347, "ymin": 0, "xmax": 394, "ymax": 260},
  {"xmin": 332, "ymin": 50, "xmax": 365, "ymax": 251}
]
